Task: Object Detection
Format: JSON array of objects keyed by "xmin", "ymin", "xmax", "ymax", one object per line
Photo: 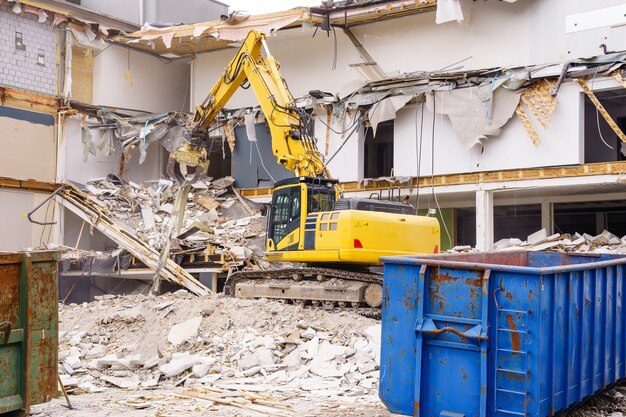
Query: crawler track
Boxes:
[{"xmin": 225, "ymin": 267, "xmax": 383, "ymax": 317}]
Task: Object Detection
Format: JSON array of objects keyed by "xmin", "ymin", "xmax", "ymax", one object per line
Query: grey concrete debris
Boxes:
[
  {"xmin": 57, "ymin": 292, "xmax": 383, "ymax": 404},
  {"xmin": 56, "ymin": 175, "xmax": 269, "ymax": 281},
  {"xmin": 450, "ymin": 228, "xmax": 626, "ymax": 255},
  {"xmin": 168, "ymin": 316, "xmax": 202, "ymax": 346}
]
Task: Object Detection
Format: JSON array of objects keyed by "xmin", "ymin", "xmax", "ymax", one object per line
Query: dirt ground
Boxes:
[
  {"xmin": 30, "ymin": 389, "xmax": 394, "ymax": 417},
  {"xmin": 30, "ymin": 383, "xmax": 626, "ymax": 417}
]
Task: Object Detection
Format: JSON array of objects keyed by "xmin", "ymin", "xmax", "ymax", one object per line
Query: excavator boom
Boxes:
[{"xmin": 192, "ymin": 29, "xmax": 328, "ymax": 179}]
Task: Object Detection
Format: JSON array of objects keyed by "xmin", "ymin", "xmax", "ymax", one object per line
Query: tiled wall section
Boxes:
[{"xmin": 0, "ymin": 4, "xmax": 57, "ymax": 95}]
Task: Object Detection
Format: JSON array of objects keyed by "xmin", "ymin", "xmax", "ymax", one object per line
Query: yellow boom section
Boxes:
[{"xmin": 193, "ymin": 29, "xmax": 329, "ymax": 179}]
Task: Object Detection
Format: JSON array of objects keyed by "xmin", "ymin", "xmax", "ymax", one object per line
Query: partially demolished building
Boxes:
[{"xmin": 3, "ymin": 0, "xmax": 626, "ymax": 299}]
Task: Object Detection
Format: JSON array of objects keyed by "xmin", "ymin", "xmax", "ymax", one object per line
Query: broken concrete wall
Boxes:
[
  {"xmin": 92, "ymin": 44, "xmax": 190, "ymax": 113},
  {"xmin": 61, "ymin": 116, "xmax": 165, "ymax": 185},
  {"xmin": 60, "ymin": 116, "xmax": 166, "ymax": 251}
]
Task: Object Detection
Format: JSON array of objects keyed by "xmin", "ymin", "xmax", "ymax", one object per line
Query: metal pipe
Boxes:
[{"xmin": 139, "ymin": 0, "xmax": 144, "ymax": 25}]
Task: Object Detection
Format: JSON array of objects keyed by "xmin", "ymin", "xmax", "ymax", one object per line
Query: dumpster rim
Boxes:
[{"xmin": 380, "ymin": 251, "xmax": 626, "ymax": 275}]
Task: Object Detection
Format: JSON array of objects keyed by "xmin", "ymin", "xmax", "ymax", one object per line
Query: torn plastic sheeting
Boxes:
[
  {"xmin": 214, "ymin": 14, "xmax": 302, "ymax": 42},
  {"xmin": 81, "ymin": 125, "xmax": 95, "ymax": 162},
  {"xmin": 426, "ymin": 85, "xmax": 522, "ymax": 148},
  {"xmin": 368, "ymin": 94, "xmax": 413, "ymax": 135},
  {"xmin": 95, "ymin": 128, "xmax": 117, "ymax": 157},
  {"xmin": 80, "ymin": 111, "xmax": 189, "ymax": 164},
  {"xmin": 193, "ymin": 26, "xmax": 209, "ymax": 38},
  {"xmin": 128, "ymin": 12, "xmax": 303, "ymax": 52}
]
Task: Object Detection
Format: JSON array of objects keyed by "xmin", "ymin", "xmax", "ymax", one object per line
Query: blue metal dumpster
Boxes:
[{"xmin": 379, "ymin": 251, "xmax": 626, "ymax": 417}]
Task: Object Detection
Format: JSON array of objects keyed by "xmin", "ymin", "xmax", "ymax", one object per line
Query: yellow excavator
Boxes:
[{"xmin": 171, "ymin": 29, "xmax": 440, "ymax": 311}]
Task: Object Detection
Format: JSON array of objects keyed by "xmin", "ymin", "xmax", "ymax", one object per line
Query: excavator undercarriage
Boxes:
[{"xmin": 225, "ymin": 266, "xmax": 383, "ymax": 318}]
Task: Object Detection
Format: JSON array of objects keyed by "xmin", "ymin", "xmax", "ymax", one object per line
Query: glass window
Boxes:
[
  {"xmin": 308, "ymin": 187, "xmax": 336, "ymax": 213},
  {"xmin": 269, "ymin": 186, "xmax": 302, "ymax": 244},
  {"xmin": 291, "ymin": 192, "xmax": 301, "ymax": 218},
  {"xmin": 272, "ymin": 192, "xmax": 291, "ymax": 223},
  {"xmin": 321, "ymin": 213, "xmax": 330, "ymax": 221},
  {"xmin": 331, "ymin": 212, "xmax": 340, "ymax": 220},
  {"xmin": 329, "ymin": 222, "xmax": 338, "ymax": 230},
  {"xmin": 320, "ymin": 223, "xmax": 328, "ymax": 231}
]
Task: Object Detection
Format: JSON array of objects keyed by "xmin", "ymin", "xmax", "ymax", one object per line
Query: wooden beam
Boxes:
[
  {"xmin": 0, "ymin": 86, "xmax": 59, "ymax": 115},
  {"xmin": 0, "ymin": 177, "xmax": 57, "ymax": 193},
  {"xmin": 577, "ymin": 78, "xmax": 626, "ymax": 143},
  {"xmin": 238, "ymin": 161, "xmax": 626, "ymax": 198}
]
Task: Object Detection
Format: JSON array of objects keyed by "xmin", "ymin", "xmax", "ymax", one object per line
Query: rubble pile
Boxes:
[
  {"xmin": 450, "ymin": 228, "xmax": 626, "ymax": 254},
  {"xmin": 57, "ymin": 292, "xmax": 382, "ymax": 412},
  {"xmin": 75, "ymin": 174, "xmax": 268, "ymax": 268}
]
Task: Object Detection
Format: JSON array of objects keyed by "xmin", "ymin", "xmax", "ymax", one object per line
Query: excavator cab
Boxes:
[{"xmin": 266, "ymin": 177, "xmax": 338, "ymax": 252}]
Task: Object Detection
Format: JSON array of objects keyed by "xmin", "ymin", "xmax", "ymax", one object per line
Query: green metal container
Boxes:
[{"xmin": 0, "ymin": 251, "xmax": 58, "ymax": 416}]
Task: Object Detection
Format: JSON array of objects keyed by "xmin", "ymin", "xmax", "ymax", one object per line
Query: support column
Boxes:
[
  {"xmin": 475, "ymin": 190, "xmax": 494, "ymax": 252},
  {"xmin": 541, "ymin": 201, "xmax": 553, "ymax": 235}
]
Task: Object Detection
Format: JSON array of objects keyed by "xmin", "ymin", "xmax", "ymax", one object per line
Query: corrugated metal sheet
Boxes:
[{"xmin": 380, "ymin": 251, "xmax": 626, "ymax": 417}]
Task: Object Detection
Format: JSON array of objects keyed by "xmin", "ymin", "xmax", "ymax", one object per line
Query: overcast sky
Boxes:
[{"xmin": 226, "ymin": 0, "xmax": 322, "ymax": 15}]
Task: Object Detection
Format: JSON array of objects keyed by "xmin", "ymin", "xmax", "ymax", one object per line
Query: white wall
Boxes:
[
  {"xmin": 191, "ymin": 28, "xmax": 361, "ymax": 110},
  {"xmin": 313, "ymin": 111, "xmax": 363, "ymax": 182},
  {"xmin": 0, "ymin": 189, "xmax": 55, "ymax": 251},
  {"xmin": 93, "ymin": 44, "xmax": 190, "ymax": 113},
  {"xmin": 393, "ymin": 80, "xmax": 583, "ymax": 176}
]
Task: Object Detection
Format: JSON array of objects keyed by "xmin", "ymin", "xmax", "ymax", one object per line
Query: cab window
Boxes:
[{"xmin": 269, "ymin": 186, "xmax": 301, "ymax": 244}]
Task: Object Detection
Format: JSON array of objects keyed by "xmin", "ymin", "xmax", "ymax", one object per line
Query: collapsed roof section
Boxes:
[
  {"xmin": 1, "ymin": 0, "xmax": 140, "ymax": 38},
  {"xmin": 108, "ymin": 0, "xmax": 439, "ymax": 58}
]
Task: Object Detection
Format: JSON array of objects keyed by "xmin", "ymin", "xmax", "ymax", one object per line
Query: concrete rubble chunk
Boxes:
[
  {"xmin": 140, "ymin": 205, "xmax": 155, "ymax": 229},
  {"xmin": 300, "ymin": 378, "xmax": 341, "ymax": 391},
  {"xmin": 140, "ymin": 373, "xmax": 161, "ymax": 388},
  {"xmin": 527, "ymin": 228, "xmax": 548, "ymax": 245},
  {"xmin": 85, "ymin": 344, "xmax": 107, "ymax": 359},
  {"xmin": 168, "ymin": 315, "xmax": 202, "ymax": 346},
  {"xmin": 61, "ymin": 362, "xmax": 74, "ymax": 375},
  {"xmin": 99, "ymin": 374, "xmax": 141, "ymax": 389},
  {"xmin": 494, "ymin": 238, "xmax": 524, "ymax": 250},
  {"xmin": 256, "ymin": 347, "xmax": 275, "ymax": 367},
  {"xmin": 238, "ymin": 352, "xmax": 260, "ymax": 371},
  {"xmin": 159, "ymin": 353, "xmax": 199, "ymax": 378},
  {"xmin": 364, "ymin": 325, "xmax": 381, "ymax": 346},
  {"xmin": 283, "ymin": 348, "xmax": 302, "ymax": 370},
  {"xmin": 96, "ymin": 354, "xmax": 119, "ymax": 369},
  {"xmin": 243, "ymin": 365, "xmax": 262, "ymax": 377},
  {"xmin": 65, "ymin": 355, "xmax": 81, "ymax": 369},
  {"xmin": 192, "ymin": 363, "xmax": 211, "ymax": 378},
  {"xmin": 314, "ymin": 341, "xmax": 348, "ymax": 364},
  {"xmin": 307, "ymin": 336, "xmax": 320, "ymax": 359}
]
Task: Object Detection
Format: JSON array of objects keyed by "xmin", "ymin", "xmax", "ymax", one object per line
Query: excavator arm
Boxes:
[{"xmin": 187, "ymin": 29, "xmax": 329, "ymax": 180}]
